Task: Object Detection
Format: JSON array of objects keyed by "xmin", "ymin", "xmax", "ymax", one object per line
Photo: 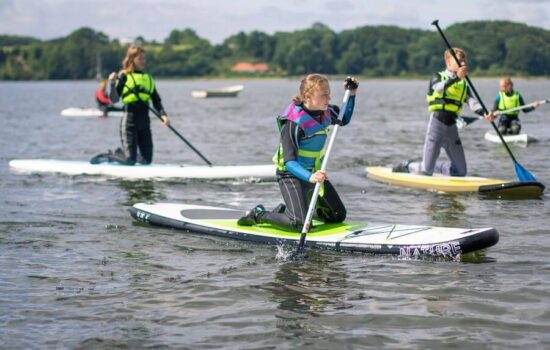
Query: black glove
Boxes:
[{"xmin": 344, "ymin": 77, "xmax": 359, "ymax": 90}]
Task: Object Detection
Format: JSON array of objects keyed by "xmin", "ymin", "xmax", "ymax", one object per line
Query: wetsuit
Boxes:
[
  {"xmin": 408, "ymin": 69, "xmax": 483, "ymax": 176},
  {"xmin": 109, "ymin": 71, "xmax": 166, "ymax": 165},
  {"xmin": 493, "ymin": 91, "xmax": 534, "ymax": 135},
  {"xmin": 257, "ymin": 97, "xmax": 355, "ymax": 232}
]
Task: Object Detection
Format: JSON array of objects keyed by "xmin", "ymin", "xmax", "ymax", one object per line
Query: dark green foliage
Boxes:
[
  {"xmin": 1, "ymin": 20, "xmax": 550, "ymax": 79},
  {"xmin": 445, "ymin": 21, "xmax": 550, "ymax": 75},
  {"xmin": 220, "ymin": 30, "xmax": 274, "ymax": 61},
  {"xmin": 272, "ymin": 23, "xmax": 337, "ymax": 75},
  {"xmin": 0, "ymin": 35, "xmax": 39, "ymax": 46},
  {"xmin": 164, "ymin": 28, "xmax": 210, "ymax": 49}
]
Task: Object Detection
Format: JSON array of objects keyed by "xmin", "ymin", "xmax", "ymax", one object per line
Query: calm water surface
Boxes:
[{"xmin": 1, "ymin": 79, "xmax": 549, "ymax": 349}]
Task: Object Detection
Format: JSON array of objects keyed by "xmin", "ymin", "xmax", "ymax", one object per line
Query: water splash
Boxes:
[{"xmin": 275, "ymin": 243, "xmax": 294, "ymax": 261}]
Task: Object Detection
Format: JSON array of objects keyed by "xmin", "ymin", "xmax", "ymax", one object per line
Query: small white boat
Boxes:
[
  {"xmin": 61, "ymin": 107, "xmax": 123, "ymax": 118},
  {"xmin": 484, "ymin": 131, "xmax": 538, "ymax": 145},
  {"xmin": 191, "ymin": 85, "xmax": 244, "ymax": 98},
  {"xmin": 9, "ymin": 159, "xmax": 276, "ymax": 181}
]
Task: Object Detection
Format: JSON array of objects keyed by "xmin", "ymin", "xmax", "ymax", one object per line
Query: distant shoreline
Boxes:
[{"xmin": 2, "ymin": 75, "xmax": 548, "ymax": 82}]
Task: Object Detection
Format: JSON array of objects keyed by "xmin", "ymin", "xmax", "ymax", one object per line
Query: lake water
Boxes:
[{"xmin": 1, "ymin": 78, "xmax": 549, "ymax": 349}]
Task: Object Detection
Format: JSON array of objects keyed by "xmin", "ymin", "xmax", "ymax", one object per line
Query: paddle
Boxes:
[
  {"xmin": 456, "ymin": 115, "xmax": 482, "ymax": 129},
  {"xmin": 293, "ymin": 87, "xmax": 353, "ymax": 259},
  {"xmin": 145, "ymin": 103, "xmax": 213, "ymax": 166},
  {"xmin": 495, "ymin": 99, "xmax": 548, "ymax": 116},
  {"xmin": 130, "ymin": 90, "xmax": 213, "ymax": 166},
  {"xmin": 457, "ymin": 99, "xmax": 548, "ymax": 128},
  {"xmin": 432, "ymin": 20, "xmax": 537, "ymax": 182}
]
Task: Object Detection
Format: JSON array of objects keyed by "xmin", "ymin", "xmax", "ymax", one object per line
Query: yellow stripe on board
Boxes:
[
  {"xmin": 366, "ymin": 166, "xmax": 507, "ymax": 193},
  {"xmin": 203, "ymin": 220, "xmax": 366, "ymax": 238}
]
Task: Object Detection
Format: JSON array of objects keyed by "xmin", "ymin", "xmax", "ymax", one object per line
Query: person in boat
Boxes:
[
  {"xmin": 491, "ymin": 77, "xmax": 540, "ymax": 135},
  {"xmin": 237, "ymin": 74, "xmax": 359, "ymax": 232},
  {"xmin": 393, "ymin": 48, "xmax": 491, "ymax": 176},
  {"xmin": 94, "ymin": 45, "xmax": 170, "ymax": 165},
  {"xmin": 95, "ymin": 79, "xmax": 123, "ymax": 117}
]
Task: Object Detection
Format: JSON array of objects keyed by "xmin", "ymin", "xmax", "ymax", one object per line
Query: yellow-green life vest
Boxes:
[
  {"xmin": 271, "ymin": 103, "xmax": 332, "ymax": 196},
  {"xmin": 426, "ymin": 71, "xmax": 467, "ymax": 116},
  {"xmin": 121, "ymin": 72, "xmax": 155, "ymax": 105},
  {"xmin": 498, "ymin": 91, "xmax": 520, "ymax": 116},
  {"xmin": 272, "ymin": 130, "xmax": 328, "ymax": 173},
  {"xmin": 272, "ymin": 103, "xmax": 331, "ymax": 173}
]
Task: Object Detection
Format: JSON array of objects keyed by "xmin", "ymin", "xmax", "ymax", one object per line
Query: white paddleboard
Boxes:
[
  {"xmin": 484, "ymin": 131, "xmax": 538, "ymax": 145},
  {"xmin": 9, "ymin": 159, "xmax": 276, "ymax": 180},
  {"xmin": 61, "ymin": 107, "xmax": 123, "ymax": 118},
  {"xmin": 130, "ymin": 203, "xmax": 499, "ymax": 257}
]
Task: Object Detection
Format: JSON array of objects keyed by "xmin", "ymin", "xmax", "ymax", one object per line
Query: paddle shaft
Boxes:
[
  {"xmin": 296, "ymin": 89, "xmax": 352, "ymax": 254},
  {"xmin": 497, "ymin": 99, "xmax": 547, "ymax": 115},
  {"xmin": 432, "ymin": 20, "xmax": 519, "ymax": 163},
  {"xmin": 458, "ymin": 99, "xmax": 547, "ymax": 128},
  {"xmin": 144, "ymin": 103, "xmax": 213, "ymax": 166},
  {"xmin": 128, "ymin": 86, "xmax": 213, "ymax": 166}
]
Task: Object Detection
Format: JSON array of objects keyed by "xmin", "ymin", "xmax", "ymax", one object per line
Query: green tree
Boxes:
[
  {"xmin": 273, "ymin": 23, "xmax": 337, "ymax": 75},
  {"xmin": 1, "ymin": 20, "xmax": 550, "ymax": 79},
  {"xmin": 164, "ymin": 28, "xmax": 210, "ymax": 48}
]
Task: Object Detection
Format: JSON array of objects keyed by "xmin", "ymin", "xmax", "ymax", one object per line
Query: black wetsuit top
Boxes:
[{"xmin": 111, "ymin": 71, "xmax": 166, "ymax": 130}]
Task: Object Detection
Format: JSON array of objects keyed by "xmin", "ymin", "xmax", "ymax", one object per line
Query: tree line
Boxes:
[{"xmin": 1, "ymin": 20, "xmax": 550, "ymax": 80}]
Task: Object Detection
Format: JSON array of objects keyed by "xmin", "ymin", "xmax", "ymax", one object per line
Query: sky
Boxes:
[{"xmin": 1, "ymin": 0, "xmax": 550, "ymax": 44}]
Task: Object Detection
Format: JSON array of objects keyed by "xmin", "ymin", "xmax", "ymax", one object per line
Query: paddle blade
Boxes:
[
  {"xmin": 457, "ymin": 116, "xmax": 479, "ymax": 129},
  {"xmin": 515, "ymin": 162, "xmax": 536, "ymax": 182},
  {"xmin": 461, "ymin": 116, "xmax": 480, "ymax": 126}
]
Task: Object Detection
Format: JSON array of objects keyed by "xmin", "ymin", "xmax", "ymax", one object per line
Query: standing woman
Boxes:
[
  {"xmin": 237, "ymin": 74, "xmax": 359, "ymax": 232},
  {"xmin": 108, "ymin": 45, "xmax": 170, "ymax": 165}
]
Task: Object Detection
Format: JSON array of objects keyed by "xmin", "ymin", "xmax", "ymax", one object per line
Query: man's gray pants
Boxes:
[{"xmin": 408, "ymin": 115, "xmax": 467, "ymax": 176}]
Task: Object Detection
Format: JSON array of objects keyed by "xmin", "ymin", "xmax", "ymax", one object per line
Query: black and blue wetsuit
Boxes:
[{"xmin": 258, "ymin": 97, "xmax": 355, "ymax": 232}]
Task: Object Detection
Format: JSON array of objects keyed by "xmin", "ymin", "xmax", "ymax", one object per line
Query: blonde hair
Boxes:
[
  {"xmin": 444, "ymin": 47, "xmax": 466, "ymax": 62},
  {"xmin": 122, "ymin": 45, "xmax": 145, "ymax": 73},
  {"xmin": 292, "ymin": 73, "xmax": 329, "ymax": 104},
  {"xmin": 500, "ymin": 76, "xmax": 513, "ymax": 87}
]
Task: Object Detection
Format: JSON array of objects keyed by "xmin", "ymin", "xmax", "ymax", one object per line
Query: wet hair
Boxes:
[
  {"xmin": 122, "ymin": 45, "xmax": 146, "ymax": 73},
  {"xmin": 444, "ymin": 47, "xmax": 466, "ymax": 62},
  {"xmin": 292, "ymin": 73, "xmax": 329, "ymax": 104}
]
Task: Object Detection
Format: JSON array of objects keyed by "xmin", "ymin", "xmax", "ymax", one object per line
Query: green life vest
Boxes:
[
  {"xmin": 498, "ymin": 91, "xmax": 520, "ymax": 116},
  {"xmin": 426, "ymin": 71, "xmax": 467, "ymax": 116},
  {"xmin": 121, "ymin": 72, "xmax": 155, "ymax": 105}
]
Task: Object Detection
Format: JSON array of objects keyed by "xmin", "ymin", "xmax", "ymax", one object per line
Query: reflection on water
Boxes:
[
  {"xmin": 425, "ymin": 194, "xmax": 466, "ymax": 227},
  {"xmin": 261, "ymin": 253, "xmax": 352, "ymax": 317},
  {"xmin": 118, "ymin": 179, "xmax": 166, "ymax": 206},
  {"xmin": 460, "ymin": 249, "xmax": 497, "ymax": 263}
]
